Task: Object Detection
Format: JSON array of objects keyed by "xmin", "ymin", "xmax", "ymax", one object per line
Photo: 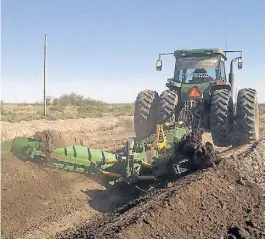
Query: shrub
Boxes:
[{"xmin": 51, "ymin": 93, "xmax": 105, "ymax": 106}]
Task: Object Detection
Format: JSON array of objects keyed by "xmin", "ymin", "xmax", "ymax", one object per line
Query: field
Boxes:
[
  {"xmin": 0, "ymin": 93, "xmax": 134, "ymax": 123},
  {"xmin": 1, "ymin": 100, "xmax": 265, "ymax": 239}
]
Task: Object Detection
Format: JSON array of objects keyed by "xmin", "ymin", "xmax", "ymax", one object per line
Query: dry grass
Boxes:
[
  {"xmin": 1, "ymin": 93, "xmax": 134, "ymax": 123},
  {"xmin": 1, "ymin": 93, "xmax": 264, "ymax": 125},
  {"xmin": 1, "ymin": 140, "xmax": 13, "ymax": 160}
]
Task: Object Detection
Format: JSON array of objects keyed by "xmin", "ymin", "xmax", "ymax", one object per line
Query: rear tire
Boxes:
[
  {"xmin": 235, "ymin": 88, "xmax": 259, "ymax": 145},
  {"xmin": 134, "ymin": 90, "xmax": 159, "ymax": 141},
  {"xmin": 210, "ymin": 89, "xmax": 233, "ymax": 147},
  {"xmin": 157, "ymin": 89, "xmax": 179, "ymax": 124}
]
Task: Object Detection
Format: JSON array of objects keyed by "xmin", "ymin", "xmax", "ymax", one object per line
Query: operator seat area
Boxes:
[{"xmin": 189, "ymin": 69, "xmax": 214, "ymax": 83}]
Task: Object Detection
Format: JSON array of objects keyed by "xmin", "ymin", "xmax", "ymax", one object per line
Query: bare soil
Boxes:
[
  {"xmin": 1, "ymin": 157, "xmax": 103, "ymax": 239},
  {"xmin": 1, "ymin": 116, "xmax": 134, "ymax": 239},
  {"xmin": 1, "ymin": 106, "xmax": 265, "ymax": 239},
  {"xmin": 57, "ymin": 140, "xmax": 265, "ymax": 239},
  {"xmin": 1, "ymin": 115, "xmax": 133, "ymax": 141}
]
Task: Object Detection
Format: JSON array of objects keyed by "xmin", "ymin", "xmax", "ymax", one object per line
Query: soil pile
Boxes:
[
  {"xmin": 32, "ymin": 130, "xmax": 128, "ymax": 153},
  {"xmin": 57, "ymin": 140, "xmax": 265, "ymax": 239},
  {"xmin": 33, "ymin": 130, "xmax": 85, "ymax": 150}
]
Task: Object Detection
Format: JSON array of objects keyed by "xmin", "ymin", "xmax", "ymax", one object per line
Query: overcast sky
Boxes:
[{"xmin": 1, "ymin": 0, "xmax": 265, "ymax": 103}]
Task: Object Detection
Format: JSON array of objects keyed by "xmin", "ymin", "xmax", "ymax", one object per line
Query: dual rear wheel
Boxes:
[
  {"xmin": 134, "ymin": 89, "xmax": 179, "ymax": 141},
  {"xmin": 134, "ymin": 88, "xmax": 259, "ymax": 146},
  {"xmin": 234, "ymin": 88, "xmax": 260, "ymax": 145},
  {"xmin": 133, "ymin": 90, "xmax": 159, "ymax": 141},
  {"xmin": 210, "ymin": 88, "xmax": 259, "ymax": 147}
]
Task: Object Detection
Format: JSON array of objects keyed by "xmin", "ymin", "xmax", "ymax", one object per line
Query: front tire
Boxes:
[{"xmin": 210, "ymin": 89, "xmax": 233, "ymax": 147}]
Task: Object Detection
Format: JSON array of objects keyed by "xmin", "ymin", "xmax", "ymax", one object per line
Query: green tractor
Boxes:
[{"xmin": 134, "ymin": 48, "xmax": 259, "ymax": 147}]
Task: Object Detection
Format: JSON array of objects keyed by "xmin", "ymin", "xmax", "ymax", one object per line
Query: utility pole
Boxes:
[{"xmin": 43, "ymin": 34, "xmax": 47, "ymax": 116}]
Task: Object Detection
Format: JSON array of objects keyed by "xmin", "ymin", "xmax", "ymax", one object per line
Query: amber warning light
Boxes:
[{"xmin": 189, "ymin": 87, "xmax": 201, "ymax": 97}]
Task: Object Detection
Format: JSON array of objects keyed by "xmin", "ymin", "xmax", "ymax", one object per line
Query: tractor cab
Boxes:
[
  {"xmin": 156, "ymin": 48, "xmax": 240, "ymax": 103},
  {"xmin": 173, "ymin": 51, "xmax": 226, "ymax": 84},
  {"xmin": 156, "ymin": 48, "xmax": 242, "ymax": 91},
  {"xmin": 156, "ymin": 48, "xmax": 228, "ymax": 85}
]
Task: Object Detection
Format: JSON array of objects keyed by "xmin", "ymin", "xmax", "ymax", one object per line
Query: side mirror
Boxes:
[
  {"xmin": 238, "ymin": 57, "xmax": 243, "ymax": 69},
  {"xmin": 156, "ymin": 59, "xmax": 162, "ymax": 71}
]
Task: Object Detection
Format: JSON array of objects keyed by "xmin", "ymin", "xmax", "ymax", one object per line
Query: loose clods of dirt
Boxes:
[{"xmin": 177, "ymin": 128, "xmax": 221, "ymax": 169}]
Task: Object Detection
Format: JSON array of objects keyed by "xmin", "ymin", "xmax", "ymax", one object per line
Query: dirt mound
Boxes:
[
  {"xmin": 57, "ymin": 141, "xmax": 265, "ymax": 239},
  {"xmin": 33, "ymin": 130, "xmax": 85, "ymax": 150}
]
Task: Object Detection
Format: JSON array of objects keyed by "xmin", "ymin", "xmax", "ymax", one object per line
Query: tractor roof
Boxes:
[{"xmin": 174, "ymin": 48, "xmax": 227, "ymax": 60}]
